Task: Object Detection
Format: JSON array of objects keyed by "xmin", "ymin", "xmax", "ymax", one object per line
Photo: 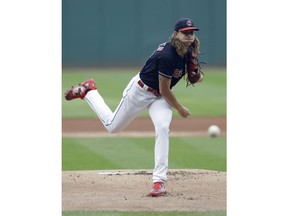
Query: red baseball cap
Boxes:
[{"xmin": 174, "ymin": 18, "xmax": 199, "ymax": 32}]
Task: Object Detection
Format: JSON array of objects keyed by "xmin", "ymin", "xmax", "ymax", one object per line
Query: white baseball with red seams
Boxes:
[{"xmin": 85, "ymin": 73, "xmax": 171, "ymax": 182}]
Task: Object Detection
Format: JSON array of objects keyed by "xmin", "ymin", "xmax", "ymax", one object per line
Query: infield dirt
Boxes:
[
  {"xmin": 62, "ymin": 117, "xmax": 226, "ymax": 136},
  {"xmin": 62, "ymin": 169, "xmax": 226, "ymax": 212}
]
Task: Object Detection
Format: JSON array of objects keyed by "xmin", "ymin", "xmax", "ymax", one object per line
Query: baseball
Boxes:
[{"xmin": 208, "ymin": 125, "xmax": 221, "ymax": 137}]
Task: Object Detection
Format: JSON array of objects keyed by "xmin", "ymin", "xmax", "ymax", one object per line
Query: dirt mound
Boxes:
[{"xmin": 62, "ymin": 169, "xmax": 226, "ymax": 212}]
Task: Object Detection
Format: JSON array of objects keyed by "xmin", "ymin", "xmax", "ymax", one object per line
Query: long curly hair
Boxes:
[{"xmin": 169, "ymin": 32, "xmax": 200, "ymax": 57}]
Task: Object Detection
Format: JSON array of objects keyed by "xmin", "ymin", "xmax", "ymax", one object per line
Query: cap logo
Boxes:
[{"xmin": 186, "ymin": 20, "xmax": 192, "ymax": 26}]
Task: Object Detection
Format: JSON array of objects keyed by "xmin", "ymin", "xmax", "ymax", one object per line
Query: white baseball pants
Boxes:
[{"xmin": 84, "ymin": 73, "xmax": 172, "ymax": 182}]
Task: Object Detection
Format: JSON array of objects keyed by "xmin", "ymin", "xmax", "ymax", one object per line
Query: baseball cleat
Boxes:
[
  {"xmin": 150, "ymin": 182, "xmax": 166, "ymax": 197},
  {"xmin": 65, "ymin": 79, "xmax": 97, "ymax": 101}
]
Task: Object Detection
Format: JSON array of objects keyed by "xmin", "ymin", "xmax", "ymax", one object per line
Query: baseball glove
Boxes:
[{"xmin": 186, "ymin": 54, "xmax": 204, "ymax": 86}]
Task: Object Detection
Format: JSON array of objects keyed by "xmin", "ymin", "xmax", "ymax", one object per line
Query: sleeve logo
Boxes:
[{"xmin": 172, "ymin": 69, "xmax": 183, "ymax": 79}]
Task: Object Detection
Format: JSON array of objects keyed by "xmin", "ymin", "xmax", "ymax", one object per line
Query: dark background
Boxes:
[{"xmin": 62, "ymin": 0, "xmax": 226, "ymax": 67}]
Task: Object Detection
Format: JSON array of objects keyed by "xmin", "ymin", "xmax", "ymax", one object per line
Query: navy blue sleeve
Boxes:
[{"xmin": 158, "ymin": 54, "xmax": 174, "ymax": 79}]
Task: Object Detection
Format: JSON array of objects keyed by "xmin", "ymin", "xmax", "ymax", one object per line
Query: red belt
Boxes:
[{"xmin": 138, "ymin": 80, "xmax": 161, "ymax": 97}]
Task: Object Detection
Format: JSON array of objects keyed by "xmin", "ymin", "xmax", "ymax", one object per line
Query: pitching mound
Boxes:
[{"xmin": 62, "ymin": 169, "xmax": 226, "ymax": 212}]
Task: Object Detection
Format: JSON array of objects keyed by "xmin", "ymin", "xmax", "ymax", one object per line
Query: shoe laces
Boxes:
[{"xmin": 72, "ymin": 86, "xmax": 85, "ymax": 94}]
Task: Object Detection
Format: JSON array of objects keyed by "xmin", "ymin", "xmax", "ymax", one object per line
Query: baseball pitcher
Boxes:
[{"xmin": 65, "ymin": 18, "xmax": 203, "ymax": 196}]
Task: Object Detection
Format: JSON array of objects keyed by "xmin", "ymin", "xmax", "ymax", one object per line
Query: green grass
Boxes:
[
  {"xmin": 62, "ymin": 211, "xmax": 226, "ymax": 216},
  {"xmin": 62, "ymin": 68, "xmax": 226, "ymax": 216},
  {"xmin": 62, "ymin": 136, "xmax": 226, "ymax": 171},
  {"xmin": 62, "ymin": 68, "xmax": 226, "ymax": 118}
]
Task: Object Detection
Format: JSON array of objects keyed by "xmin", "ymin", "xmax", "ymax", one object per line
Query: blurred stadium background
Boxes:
[{"xmin": 62, "ymin": 0, "xmax": 226, "ymax": 68}]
